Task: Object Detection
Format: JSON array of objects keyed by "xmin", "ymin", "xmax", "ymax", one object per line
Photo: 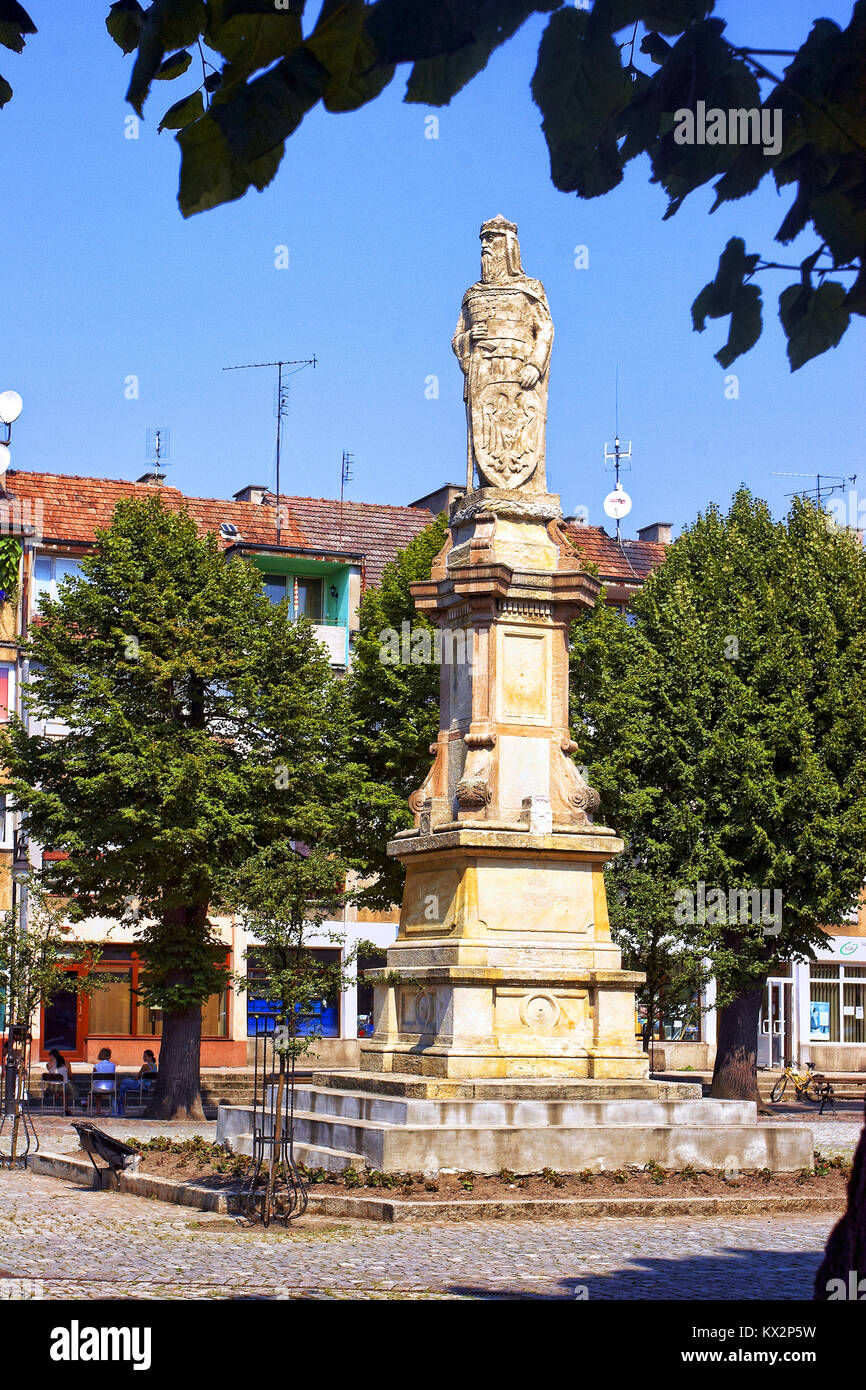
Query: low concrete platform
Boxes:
[{"xmin": 216, "ymin": 1070, "xmax": 815, "ymax": 1175}]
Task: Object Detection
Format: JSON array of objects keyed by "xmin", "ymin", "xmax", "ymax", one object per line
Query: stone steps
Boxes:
[
  {"xmin": 290, "ymin": 1085, "xmax": 758, "ymax": 1128},
  {"xmin": 217, "ymin": 1072, "xmax": 815, "ymax": 1175}
]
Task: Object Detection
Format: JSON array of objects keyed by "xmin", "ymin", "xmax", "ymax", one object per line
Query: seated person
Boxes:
[
  {"xmin": 90, "ymin": 1047, "xmax": 117, "ymax": 1114},
  {"xmin": 117, "ymin": 1049, "xmax": 158, "ymax": 1110},
  {"xmin": 44, "ymin": 1049, "xmax": 72, "ymax": 1112}
]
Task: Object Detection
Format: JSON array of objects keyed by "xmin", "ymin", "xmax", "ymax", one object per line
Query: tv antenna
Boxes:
[
  {"xmin": 603, "ymin": 435, "xmax": 633, "ymax": 543},
  {"xmin": 145, "ymin": 427, "xmax": 171, "ymax": 482},
  {"xmin": 223, "ymin": 356, "xmax": 317, "ymax": 543},
  {"xmin": 771, "ymin": 471, "xmax": 857, "ymax": 506},
  {"xmin": 339, "ymin": 449, "xmax": 354, "ymax": 544}
]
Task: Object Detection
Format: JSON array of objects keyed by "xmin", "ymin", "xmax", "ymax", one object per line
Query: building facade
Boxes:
[{"xmin": 0, "ymin": 468, "xmax": 433, "ymax": 1068}]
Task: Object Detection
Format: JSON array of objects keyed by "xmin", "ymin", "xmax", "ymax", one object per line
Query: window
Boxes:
[
  {"xmin": 295, "ymin": 576, "xmax": 323, "ymax": 622},
  {"xmin": 260, "ymin": 572, "xmax": 323, "ymax": 622},
  {"xmin": 810, "ymin": 964, "xmax": 866, "ymax": 1043},
  {"xmin": 262, "ymin": 573, "xmax": 287, "ymax": 606},
  {"xmin": 33, "ymin": 555, "xmax": 83, "ymax": 605},
  {"xmin": 40, "ymin": 948, "xmax": 229, "ymax": 1049},
  {"xmin": 89, "ymin": 970, "xmax": 133, "ymax": 1034},
  {"xmin": 246, "ymin": 947, "xmax": 340, "ymax": 1038},
  {"xmin": 0, "ymin": 666, "xmax": 10, "ymax": 720}
]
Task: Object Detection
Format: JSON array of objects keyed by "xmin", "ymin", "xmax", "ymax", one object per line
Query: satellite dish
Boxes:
[
  {"xmin": 0, "ymin": 391, "xmax": 23, "ymax": 425},
  {"xmin": 603, "ymin": 484, "xmax": 632, "ymax": 520},
  {"xmin": 0, "ymin": 443, "xmax": 10, "ymax": 471}
]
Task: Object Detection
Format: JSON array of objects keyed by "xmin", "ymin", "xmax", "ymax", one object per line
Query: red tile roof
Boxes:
[
  {"xmin": 3, "ymin": 470, "xmax": 436, "ymax": 588},
  {"xmin": 562, "ymin": 522, "xmax": 667, "ymax": 587},
  {"xmin": 2, "ymin": 471, "xmax": 666, "ymax": 593}
]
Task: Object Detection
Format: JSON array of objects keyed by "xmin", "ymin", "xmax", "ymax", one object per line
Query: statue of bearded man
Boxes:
[{"xmin": 452, "ymin": 216, "xmax": 553, "ymax": 494}]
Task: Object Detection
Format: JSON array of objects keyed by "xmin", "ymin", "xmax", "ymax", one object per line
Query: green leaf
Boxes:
[
  {"xmin": 809, "ymin": 186, "xmax": 866, "ymax": 268},
  {"xmin": 105, "ymin": 0, "xmax": 145, "ymax": 55},
  {"xmin": 594, "ymin": 1, "xmax": 715, "ymax": 40},
  {"xmin": 714, "ymin": 283, "xmax": 762, "ymax": 368},
  {"xmin": 158, "ymin": 88, "xmax": 204, "ymax": 131},
  {"xmin": 0, "ymin": 1, "xmax": 36, "ymax": 54},
  {"xmin": 205, "ymin": 0, "xmax": 303, "ymax": 89},
  {"xmin": 155, "ymin": 49, "xmax": 193, "ymax": 80},
  {"xmin": 779, "ymin": 280, "xmax": 851, "ymax": 371},
  {"xmin": 177, "ymin": 109, "xmax": 285, "ymax": 216},
  {"xmin": 210, "ymin": 46, "xmax": 325, "ymax": 163},
  {"xmin": 305, "ymin": 0, "xmax": 394, "ymax": 114},
  {"xmin": 692, "ymin": 237, "xmax": 759, "ymax": 329},
  {"xmin": 126, "ymin": 0, "xmax": 206, "ymax": 116},
  {"xmin": 639, "ymin": 31, "xmax": 672, "ymax": 66},
  {"xmin": 692, "ymin": 237, "xmax": 763, "ymax": 366},
  {"xmin": 0, "ymin": 71, "xmax": 11, "ymax": 106},
  {"xmin": 365, "ymin": 0, "xmax": 515, "ymax": 64},
  {"xmin": 531, "ymin": 7, "xmax": 634, "ymax": 198},
  {"xmin": 404, "ymin": 0, "xmax": 553, "ymax": 106}
]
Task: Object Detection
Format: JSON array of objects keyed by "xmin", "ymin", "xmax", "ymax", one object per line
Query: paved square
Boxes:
[{"xmin": 0, "ymin": 1168, "xmax": 838, "ymax": 1300}]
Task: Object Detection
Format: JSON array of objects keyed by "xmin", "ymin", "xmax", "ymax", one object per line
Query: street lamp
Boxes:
[
  {"xmin": 0, "ymin": 390, "xmax": 23, "ymax": 480},
  {"xmin": 2, "ymin": 837, "xmax": 30, "ymax": 1118}
]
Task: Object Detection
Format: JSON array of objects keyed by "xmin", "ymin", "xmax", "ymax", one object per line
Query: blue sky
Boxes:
[{"xmin": 2, "ymin": 1, "xmax": 863, "ymax": 538}]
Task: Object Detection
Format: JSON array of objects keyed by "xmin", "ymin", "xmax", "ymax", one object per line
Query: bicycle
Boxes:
[{"xmin": 770, "ymin": 1059, "xmax": 834, "ymax": 1111}]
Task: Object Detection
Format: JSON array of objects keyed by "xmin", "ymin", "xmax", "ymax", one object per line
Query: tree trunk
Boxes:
[
  {"xmin": 814, "ymin": 1101, "xmax": 866, "ymax": 1299},
  {"xmin": 153, "ymin": 1006, "xmax": 204, "ymax": 1121},
  {"xmin": 709, "ymin": 982, "xmax": 765, "ymax": 1103}
]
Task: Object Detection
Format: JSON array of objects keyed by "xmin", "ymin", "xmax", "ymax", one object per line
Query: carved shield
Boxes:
[{"xmin": 473, "ymin": 378, "xmax": 541, "ymax": 489}]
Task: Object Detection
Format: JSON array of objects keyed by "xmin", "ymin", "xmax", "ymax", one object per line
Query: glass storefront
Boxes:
[
  {"xmin": 39, "ymin": 947, "xmax": 229, "ymax": 1056},
  {"xmin": 246, "ymin": 947, "xmax": 341, "ymax": 1038},
  {"xmin": 810, "ymin": 963, "xmax": 866, "ymax": 1044}
]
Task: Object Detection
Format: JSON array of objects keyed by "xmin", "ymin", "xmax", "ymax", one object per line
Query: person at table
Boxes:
[
  {"xmin": 117, "ymin": 1049, "xmax": 158, "ymax": 1109},
  {"xmin": 45, "ymin": 1049, "xmax": 71, "ymax": 1113},
  {"xmin": 89, "ymin": 1047, "xmax": 117, "ymax": 1114}
]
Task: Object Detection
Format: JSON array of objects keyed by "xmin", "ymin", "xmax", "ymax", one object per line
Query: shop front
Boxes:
[
  {"xmin": 37, "ymin": 943, "xmax": 245, "ymax": 1067},
  {"xmin": 803, "ymin": 933, "xmax": 866, "ymax": 1072}
]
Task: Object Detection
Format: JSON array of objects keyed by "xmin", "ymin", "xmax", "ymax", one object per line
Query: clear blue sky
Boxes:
[{"xmin": 2, "ymin": 1, "xmax": 863, "ymax": 538}]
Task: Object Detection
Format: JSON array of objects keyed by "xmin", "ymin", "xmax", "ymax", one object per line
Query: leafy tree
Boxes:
[
  {"xmin": 570, "ymin": 490, "xmax": 866, "ymax": 1101},
  {"xmin": 0, "ymin": 495, "xmax": 369, "ymax": 1119},
  {"xmin": 6, "ymin": 4, "xmax": 862, "ymax": 364},
  {"xmin": 607, "ymin": 855, "xmax": 708, "ymax": 1054},
  {"xmin": 345, "ymin": 511, "xmax": 447, "ymax": 908},
  {"xmin": 0, "ymin": 886, "xmax": 100, "ymax": 1162}
]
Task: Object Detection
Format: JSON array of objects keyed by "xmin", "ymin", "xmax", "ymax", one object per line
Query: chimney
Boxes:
[
  {"xmin": 409, "ymin": 483, "xmax": 465, "ymax": 515},
  {"xmin": 136, "ymin": 471, "xmax": 165, "ymax": 486},
  {"xmin": 637, "ymin": 522, "xmax": 672, "ymax": 545},
  {"xmin": 234, "ymin": 484, "xmax": 269, "ymax": 505}
]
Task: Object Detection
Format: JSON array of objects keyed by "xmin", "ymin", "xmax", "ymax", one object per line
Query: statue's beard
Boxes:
[{"xmin": 482, "ymin": 248, "xmax": 508, "ymax": 282}]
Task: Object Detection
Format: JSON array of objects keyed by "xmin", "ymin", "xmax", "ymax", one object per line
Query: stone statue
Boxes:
[{"xmin": 452, "ymin": 215, "xmax": 553, "ymax": 495}]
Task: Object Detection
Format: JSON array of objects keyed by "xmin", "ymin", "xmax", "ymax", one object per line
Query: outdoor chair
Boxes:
[
  {"xmin": 40, "ymin": 1076, "xmax": 69, "ymax": 1114},
  {"xmin": 87, "ymin": 1076, "xmax": 117, "ymax": 1117},
  {"xmin": 121, "ymin": 1076, "xmax": 157, "ymax": 1116}
]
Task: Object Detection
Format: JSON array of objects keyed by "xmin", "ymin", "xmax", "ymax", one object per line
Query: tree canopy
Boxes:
[
  {"xmin": 3, "ymin": 1, "xmax": 862, "ymax": 368},
  {"xmin": 570, "ymin": 489, "xmax": 866, "ymax": 1096},
  {"xmin": 345, "ymin": 510, "xmax": 446, "ymax": 909},
  {"xmin": 0, "ymin": 494, "xmax": 371, "ymax": 1115}
]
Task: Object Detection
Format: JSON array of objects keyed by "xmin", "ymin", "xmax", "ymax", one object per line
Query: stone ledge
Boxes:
[
  {"xmin": 28, "ymin": 1151, "xmax": 230, "ymax": 1213},
  {"xmin": 302, "ymin": 1192, "xmax": 845, "ymax": 1223}
]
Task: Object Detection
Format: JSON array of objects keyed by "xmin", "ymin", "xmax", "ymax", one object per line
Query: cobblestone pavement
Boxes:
[{"xmin": 0, "ymin": 1169, "xmax": 839, "ymax": 1301}]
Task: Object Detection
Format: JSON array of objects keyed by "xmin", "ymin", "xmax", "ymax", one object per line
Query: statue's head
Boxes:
[{"xmin": 480, "ymin": 215, "xmax": 522, "ymax": 282}]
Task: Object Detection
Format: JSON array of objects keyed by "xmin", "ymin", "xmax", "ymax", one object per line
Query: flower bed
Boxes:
[{"xmin": 122, "ymin": 1137, "xmax": 851, "ymax": 1200}]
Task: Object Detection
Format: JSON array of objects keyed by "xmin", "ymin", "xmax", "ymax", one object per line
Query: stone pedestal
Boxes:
[{"xmin": 360, "ymin": 486, "xmax": 648, "ymax": 1081}]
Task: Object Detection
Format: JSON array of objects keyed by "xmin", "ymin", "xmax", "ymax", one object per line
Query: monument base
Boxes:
[
  {"xmin": 216, "ymin": 1071, "xmax": 814, "ymax": 1175},
  {"xmin": 362, "ymin": 825, "xmax": 649, "ymax": 1081}
]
